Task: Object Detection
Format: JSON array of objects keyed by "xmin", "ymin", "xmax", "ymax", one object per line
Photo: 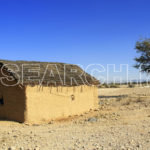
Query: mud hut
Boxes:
[{"xmin": 0, "ymin": 60, "xmax": 99, "ymax": 123}]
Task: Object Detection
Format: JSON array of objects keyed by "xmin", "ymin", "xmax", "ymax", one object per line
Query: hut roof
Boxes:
[{"xmin": 0, "ymin": 60, "xmax": 99, "ymax": 86}]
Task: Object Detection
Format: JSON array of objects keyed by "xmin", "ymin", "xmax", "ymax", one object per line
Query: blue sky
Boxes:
[{"xmin": 0, "ymin": 0, "xmax": 150, "ymax": 82}]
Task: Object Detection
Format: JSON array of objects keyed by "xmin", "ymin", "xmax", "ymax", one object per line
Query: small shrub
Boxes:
[
  {"xmin": 128, "ymin": 84, "xmax": 135, "ymax": 88},
  {"xmin": 136, "ymin": 97, "xmax": 142, "ymax": 103},
  {"xmin": 109, "ymin": 84, "xmax": 120, "ymax": 88},
  {"xmin": 122, "ymin": 101, "xmax": 130, "ymax": 105}
]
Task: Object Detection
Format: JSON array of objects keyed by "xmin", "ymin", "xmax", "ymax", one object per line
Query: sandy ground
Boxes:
[{"xmin": 0, "ymin": 87, "xmax": 150, "ymax": 150}]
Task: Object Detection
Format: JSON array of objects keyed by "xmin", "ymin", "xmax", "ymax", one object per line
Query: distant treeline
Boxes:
[{"xmin": 98, "ymin": 81, "xmax": 150, "ymax": 88}]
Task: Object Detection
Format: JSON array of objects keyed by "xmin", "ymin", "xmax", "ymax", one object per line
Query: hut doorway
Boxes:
[{"xmin": 0, "ymin": 91, "xmax": 4, "ymax": 106}]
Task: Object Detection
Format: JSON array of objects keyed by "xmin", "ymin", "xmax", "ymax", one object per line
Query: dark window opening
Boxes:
[
  {"xmin": 71, "ymin": 95, "xmax": 75, "ymax": 101},
  {"xmin": 0, "ymin": 97, "xmax": 4, "ymax": 106}
]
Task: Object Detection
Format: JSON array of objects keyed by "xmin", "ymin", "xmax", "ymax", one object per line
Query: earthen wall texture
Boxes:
[
  {"xmin": 0, "ymin": 85, "xmax": 26, "ymax": 122},
  {"xmin": 0, "ymin": 84, "xmax": 98, "ymax": 123},
  {"xmin": 25, "ymin": 85, "xmax": 98, "ymax": 124}
]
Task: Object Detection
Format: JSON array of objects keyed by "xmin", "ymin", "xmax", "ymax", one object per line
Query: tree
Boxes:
[{"xmin": 134, "ymin": 39, "xmax": 150, "ymax": 73}]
